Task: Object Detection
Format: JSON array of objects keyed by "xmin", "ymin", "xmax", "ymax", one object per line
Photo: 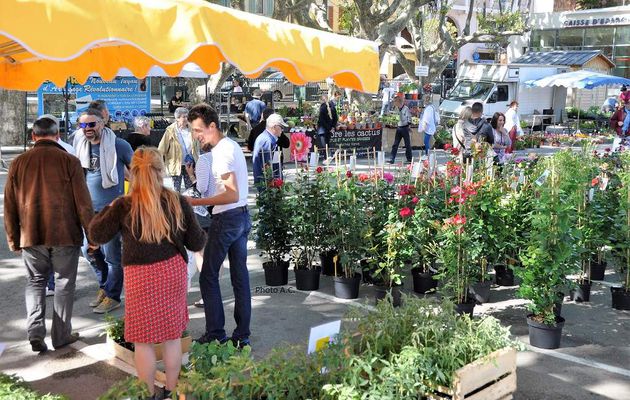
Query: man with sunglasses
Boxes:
[{"xmin": 73, "ymin": 108, "xmax": 133, "ymax": 314}]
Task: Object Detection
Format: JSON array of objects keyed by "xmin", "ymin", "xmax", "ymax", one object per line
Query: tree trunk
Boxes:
[{"xmin": 0, "ymin": 89, "xmax": 26, "ymax": 146}]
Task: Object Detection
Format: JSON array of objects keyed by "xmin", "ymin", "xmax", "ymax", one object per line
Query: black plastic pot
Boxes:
[
  {"xmin": 294, "ymin": 267, "xmax": 321, "ymax": 291},
  {"xmin": 611, "ymin": 286, "xmax": 630, "ymax": 310},
  {"xmin": 589, "ymin": 261, "xmax": 606, "ymax": 281},
  {"xmin": 333, "ymin": 273, "xmax": 361, "ymax": 299},
  {"xmin": 570, "ymin": 281, "xmax": 592, "ymax": 302},
  {"xmin": 374, "ymin": 285, "xmax": 402, "ymax": 307},
  {"xmin": 470, "ymin": 280, "xmax": 492, "ymax": 304},
  {"xmin": 455, "ymin": 298, "xmax": 476, "ymax": 317},
  {"xmin": 411, "ymin": 268, "xmax": 437, "ymax": 294},
  {"xmin": 263, "ymin": 261, "xmax": 289, "ymax": 286},
  {"xmin": 527, "ymin": 315, "xmax": 565, "ymax": 349},
  {"xmin": 494, "ymin": 264, "xmax": 515, "ymax": 286},
  {"xmin": 320, "ymin": 250, "xmax": 339, "ymax": 276}
]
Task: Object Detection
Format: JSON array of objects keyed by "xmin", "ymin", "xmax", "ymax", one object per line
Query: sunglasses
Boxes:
[{"xmin": 79, "ymin": 121, "xmax": 98, "ymax": 129}]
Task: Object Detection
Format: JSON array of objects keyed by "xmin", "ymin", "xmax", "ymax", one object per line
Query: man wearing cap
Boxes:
[
  {"xmin": 244, "ymin": 89, "xmax": 267, "ymax": 129},
  {"xmin": 252, "ymin": 113, "xmax": 287, "ymax": 192},
  {"xmin": 4, "ymin": 117, "xmax": 94, "ymax": 352}
]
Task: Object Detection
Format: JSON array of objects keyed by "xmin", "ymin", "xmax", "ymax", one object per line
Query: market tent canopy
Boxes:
[
  {"xmin": 0, "ymin": 0, "xmax": 379, "ymax": 93},
  {"xmin": 116, "ymin": 63, "xmax": 208, "ymax": 79},
  {"xmin": 525, "ymin": 70, "xmax": 630, "ymax": 89}
]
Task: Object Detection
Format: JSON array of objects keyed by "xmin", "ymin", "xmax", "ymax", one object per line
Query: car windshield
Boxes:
[
  {"xmin": 267, "ymin": 72, "xmax": 284, "ymax": 80},
  {"xmin": 448, "ymin": 81, "xmax": 494, "ymax": 101}
]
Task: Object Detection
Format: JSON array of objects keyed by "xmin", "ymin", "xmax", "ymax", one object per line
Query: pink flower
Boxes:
[
  {"xmin": 411, "ymin": 196, "xmax": 419, "ymax": 204},
  {"xmin": 316, "ymin": 166, "xmax": 323, "ymax": 174},
  {"xmin": 451, "ymin": 148, "xmax": 460, "ymax": 156},
  {"xmin": 591, "ymin": 177, "xmax": 599, "ymax": 187},
  {"xmin": 450, "ymin": 186, "xmax": 461, "ymax": 195},
  {"xmin": 605, "ymin": 147, "xmax": 611, "ymax": 152},
  {"xmin": 346, "ymin": 171, "xmax": 353, "ymax": 178},
  {"xmin": 399, "ymin": 207, "xmax": 413, "ymax": 218},
  {"xmin": 289, "ymin": 132, "xmax": 312, "ymax": 162},
  {"xmin": 382, "ymin": 172, "xmax": 395, "ymax": 184},
  {"xmin": 444, "ymin": 143, "xmax": 452, "ymax": 150},
  {"xmin": 358, "ymin": 173, "xmax": 370, "ymax": 182}
]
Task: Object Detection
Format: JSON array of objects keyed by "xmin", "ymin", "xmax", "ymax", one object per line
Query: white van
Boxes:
[{"xmin": 439, "ymin": 61, "xmax": 568, "ymax": 124}]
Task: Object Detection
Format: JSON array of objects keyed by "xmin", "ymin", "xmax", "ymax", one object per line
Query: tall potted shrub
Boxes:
[
  {"xmin": 516, "ymin": 156, "xmax": 577, "ymax": 349},
  {"xmin": 288, "ymin": 168, "xmax": 323, "ymax": 291},
  {"xmin": 611, "ymin": 152, "xmax": 630, "ymax": 310},
  {"xmin": 256, "ymin": 174, "xmax": 292, "ymax": 287},
  {"xmin": 329, "ymin": 169, "xmax": 367, "ymax": 299}
]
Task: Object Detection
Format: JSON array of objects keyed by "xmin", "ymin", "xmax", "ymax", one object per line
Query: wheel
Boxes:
[{"xmin": 273, "ymin": 90, "xmax": 283, "ymax": 102}]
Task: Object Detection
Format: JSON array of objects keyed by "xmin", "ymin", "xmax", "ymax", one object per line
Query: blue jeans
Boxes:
[
  {"xmin": 200, "ymin": 207, "xmax": 252, "ymax": 341},
  {"xmin": 82, "ymin": 232, "xmax": 123, "ymax": 302},
  {"xmin": 424, "ymin": 133, "xmax": 433, "ymax": 156}
]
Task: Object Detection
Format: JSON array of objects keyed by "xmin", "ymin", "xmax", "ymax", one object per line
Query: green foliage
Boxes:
[
  {"xmin": 178, "ymin": 297, "xmax": 519, "ymax": 399},
  {"xmin": 477, "ymin": 11, "xmax": 527, "ymax": 35},
  {"xmin": 0, "ymin": 374, "xmax": 68, "ymax": 400},
  {"xmin": 97, "ymin": 377, "xmax": 150, "ymax": 400},
  {"xmin": 610, "ymin": 152, "xmax": 630, "ymax": 288},
  {"xmin": 517, "ymin": 153, "xmax": 581, "ymax": 324},
  {"xmin": 254, "ymin": 168, "xmax": 292, "ymax": 263}
]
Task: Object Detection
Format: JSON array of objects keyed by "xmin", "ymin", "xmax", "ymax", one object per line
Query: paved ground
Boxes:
[{"xmin": 0, "ymin": 145, "xmax": 629, "ymax": 399}]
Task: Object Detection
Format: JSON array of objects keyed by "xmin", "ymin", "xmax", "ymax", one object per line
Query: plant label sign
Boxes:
[
  {"xmin": 412, "ymin": 160, "xmax": 423, "ymax": 178},
  {"xmin": 588, "ymin": 188, "xmax": 595, "ymax": 202},
  {"xmin": 535, "ymin": 169, "xmax": 550, "ymax": 186},
  {"xmin": 377, "ymin": 151, "xmax": 385, "ymax": 166},
  {"xmin": 307, "ymin": 320, "xmax": 341, "ymax": 354},
  {"xmin": 309, "ymin": 152, "xmax": 318, "ymax": 168}
]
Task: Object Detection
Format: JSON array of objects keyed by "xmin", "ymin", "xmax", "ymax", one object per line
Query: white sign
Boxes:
[
  {"xmin": 307, "ymin": 320, "xmax": 341, "ymax": 354},
  {"xmin": 415, "ymin": 65, "xmax": 429, "ymax": 77}
]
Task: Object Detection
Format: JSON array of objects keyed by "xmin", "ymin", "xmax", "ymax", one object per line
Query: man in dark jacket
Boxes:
[
  {"xmin": 317, "ymin": 94, "xmax": 339, "ymax": 149},
  {"xmin": 4, "ymin": 117, "xmax": 94, "ymax": 352},
  {"xmin": 471, "ymin": 102, "xmax": 494, "ymax": 145}
]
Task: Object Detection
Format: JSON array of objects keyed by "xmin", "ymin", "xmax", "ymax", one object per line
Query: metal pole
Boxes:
[
  {"xmin": 160, "ymin": 78, "xmax": 164, "ymax": 114},
  {"xmin": 64, "ymin": 79, "xmax": 70, "ymax": 141}
]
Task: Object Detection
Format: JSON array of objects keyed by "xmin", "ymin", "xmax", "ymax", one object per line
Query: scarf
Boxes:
[{"xmin": 73, "ymin": 127, "xmax": 119, "ymax": 189}]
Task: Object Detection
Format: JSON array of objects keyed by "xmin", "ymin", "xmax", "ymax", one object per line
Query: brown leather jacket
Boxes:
[{"xmin": 4, "ymin": 139, "xmax": 94, "ymax": 251}]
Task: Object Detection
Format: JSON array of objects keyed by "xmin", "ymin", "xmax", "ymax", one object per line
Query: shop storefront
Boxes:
[{"xmin": 529, "ymin": 6, "xmax": 630, "ymax": 77}]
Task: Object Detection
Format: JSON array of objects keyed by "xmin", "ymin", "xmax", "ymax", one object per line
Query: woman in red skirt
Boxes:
[{"xmin": 89, "ymin": 147, "xmax": 206, "ymax": 399}]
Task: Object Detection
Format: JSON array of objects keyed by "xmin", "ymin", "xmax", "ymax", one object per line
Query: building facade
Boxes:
[{"xmin": 527, "ymin": 3, "xmax": 630, "ymax": 77}]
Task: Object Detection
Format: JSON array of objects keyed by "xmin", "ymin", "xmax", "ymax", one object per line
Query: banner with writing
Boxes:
[{"xmin": 37, "ymin": 77, "xmax": 151, "ymax": 124}]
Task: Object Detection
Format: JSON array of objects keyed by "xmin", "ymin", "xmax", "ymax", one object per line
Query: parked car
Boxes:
[{"xmin": 251, "ymin": 71, "xmax": 327, "ymax": 102}]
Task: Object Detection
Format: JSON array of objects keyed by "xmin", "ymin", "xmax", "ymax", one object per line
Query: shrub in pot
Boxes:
[
  {"xmin": 516, "ymin": 156, "xmax": 578, "ymax": 349},
  {"xmin": 610, "ymin": 152, "xmax": 630, "ymax": 310},
  {"xmin": 328, "ymin": 168, "xmax": 368, "ymax": 299},
  {"xmin": 255, "ymin": 172, "xmax": 292, "ymax": 286}
]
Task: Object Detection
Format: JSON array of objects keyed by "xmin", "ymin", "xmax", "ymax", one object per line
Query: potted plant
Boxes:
[
  {"xmin": 611, "ymin": 152, "xmax": 630, "ymax": 310},
  {"xmin": 287, "ymin": 168, "xmax": 324, "ymax": 291},
  {"xmin": 406, "ymin": 197, "xmax": 439, "ymax": 294},
  {"xmin": 255, "ymin": 168, "xmax": 292, "ymax": 287},
  {"xmin": 516, "ymin": 156, "xmax": 577, "ymax": 349},
  {"xmin": 329, "ymin": 169, "xmax": 368, "ymax": 299}
]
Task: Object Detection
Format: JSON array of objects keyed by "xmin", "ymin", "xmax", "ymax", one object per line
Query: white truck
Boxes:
[{"xmin": 438, "ymin": 61, "xmax": 569, "ymax": 125}]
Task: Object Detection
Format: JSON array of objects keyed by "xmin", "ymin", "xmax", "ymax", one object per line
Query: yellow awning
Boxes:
[{"xmin": 0, "ymin": 0, "xmax": 379, "ymax": 93}]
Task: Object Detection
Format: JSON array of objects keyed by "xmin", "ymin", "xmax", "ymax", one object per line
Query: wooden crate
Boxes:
[
  {"xmin": 107, "ymin": 336, "xmax": 193, "ymax": 386},
  {"xmin": 428, "ymin": 347, "xmax": 517, "ymax": 400}
]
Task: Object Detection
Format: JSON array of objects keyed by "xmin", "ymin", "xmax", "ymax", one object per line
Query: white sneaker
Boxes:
[{"xmin": 46, "ymin": 288, "xmax": 54, "ymax": 297}]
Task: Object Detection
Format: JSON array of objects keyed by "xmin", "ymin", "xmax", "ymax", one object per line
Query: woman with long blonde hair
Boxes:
[{"xmin": 89, "ymin": 147, "xmax": 206, "ymax": 399}]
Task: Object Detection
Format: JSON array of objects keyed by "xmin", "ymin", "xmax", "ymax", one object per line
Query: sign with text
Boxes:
[
  {"xmin": 415, "ymin": 65, "xmax": 429, "ymax": 77},
  {"xmin": 37, "ymin": 76, "xmax": 151, "ymax": 124},
  {"xmin": 563, "ymin": 15, "xmax": 629, "ymax": 27},
  {"xmin": 329, "ymin": 127, "xmax": 383, "ymax": 156}
]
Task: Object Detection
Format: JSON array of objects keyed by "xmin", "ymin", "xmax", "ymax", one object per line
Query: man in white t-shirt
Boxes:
[
  {"xmin": 417, "ymin": 95, "xmax": 437, "ymax": 156},
  {"xmin": 187, "ymin": 103, "xmax": 252, "ymax": 349}
]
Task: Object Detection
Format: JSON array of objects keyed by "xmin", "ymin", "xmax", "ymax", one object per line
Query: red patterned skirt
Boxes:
[{"xmin": 123, "ymin": 254, "xmax": 189, "ymax": 343}]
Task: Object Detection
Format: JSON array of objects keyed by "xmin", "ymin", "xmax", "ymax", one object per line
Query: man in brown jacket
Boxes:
[{"xmin": 4, "ymin": 116, "xmax": 94, "ymax": 352}]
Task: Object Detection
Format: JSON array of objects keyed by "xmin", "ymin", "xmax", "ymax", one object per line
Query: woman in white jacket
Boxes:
[
  {"xmin": 452, "ymin": 106, "xmax": 475, "ymax": 163},
  {"xmin": 504, "ymin": 101, "xmax": 523, "ymax": 154}
]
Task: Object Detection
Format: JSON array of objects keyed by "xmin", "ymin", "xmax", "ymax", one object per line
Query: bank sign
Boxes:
[
  {"xmin": 37, "ymin": 76, "xmax": 150, "ymax": 123},
  {"xmin": 563, "ymin": 16, "xmax": 629, "ymax": 27}
]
